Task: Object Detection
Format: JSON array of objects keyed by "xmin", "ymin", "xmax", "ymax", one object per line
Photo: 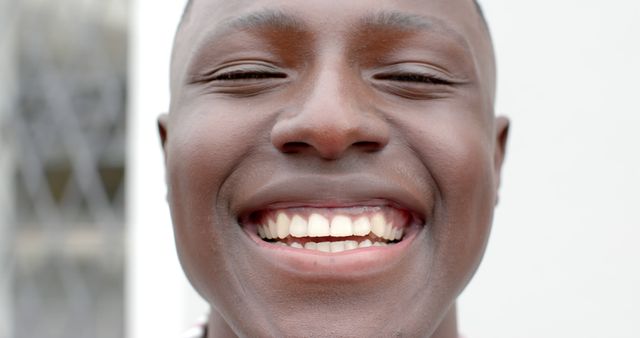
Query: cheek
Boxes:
[
  {"xmin": 167, "ymin": 107, "xmax": 262, "ymax": 209},
  {"xmin": 408, "ymin": 111, "xmax": 496, "ymax": 285},
  {"xmin": 431, "ymin": 125, "xmax": 495, "ymax": 237},
  {"xmin": 165, "ymin": 110, "xmax": 259, "ymax": 294},
  {"xmin": 441, "ymin": 128, "xmax": 495, "ymax": 279},
  {"xmin": 167, "ymin": 113, "xmax": 244, "ymax": 219}
]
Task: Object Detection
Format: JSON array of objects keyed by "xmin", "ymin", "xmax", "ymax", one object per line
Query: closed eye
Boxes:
[
  {"xmin": 374, "ymin": 73, "xmax": 453, "ymax": 86},
  {"xmin": 193, "ymin": 63, "xmax": 291, "ymax": 97},
  {"xmin": 212, "ymin": 70, "xmax": 288, "ymax": 81}
]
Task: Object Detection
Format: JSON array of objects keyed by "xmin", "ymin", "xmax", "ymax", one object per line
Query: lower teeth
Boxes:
[{"xmin": 271, "ymin": 239, "xmax": 393, "ymax": 253}]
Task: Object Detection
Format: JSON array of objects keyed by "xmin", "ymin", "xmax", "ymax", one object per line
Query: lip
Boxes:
[
  {"xmin": 241, "ymin": 220, "xmax": 423, "ymax": 279},
  {"xmin": 232, "ymin": 174, "xmax": 431, "ymax": 279},
  {"xmin": 232, "ymin": 174, "xmax": 430, "ymax": 222}
]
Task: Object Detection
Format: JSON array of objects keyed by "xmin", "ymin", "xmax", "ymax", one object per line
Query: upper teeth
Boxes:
[{"xmin": 257, "ymin": 211, "xmax": 404, "ymax": 241}]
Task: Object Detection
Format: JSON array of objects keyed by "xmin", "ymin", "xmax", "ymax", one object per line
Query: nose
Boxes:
[{"xmin": 271, "ymin": 68, "xmax": 389, "ymax": 160}]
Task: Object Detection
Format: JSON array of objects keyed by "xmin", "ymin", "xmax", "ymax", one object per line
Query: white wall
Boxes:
[
  {"xmin": 128, "ymin": 1, "xmax": 640, "ymax": 337},
  {"xmin": 127, "ymin": 1, "xmax": 207, "ymax": 337},
  {"xmin": 458, "ymin": 1, "xmax": 640, "ymax": 337}
]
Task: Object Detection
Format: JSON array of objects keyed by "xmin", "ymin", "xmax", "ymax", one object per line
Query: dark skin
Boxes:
[{"xmin": 160, "ymin": 0, "xmax": 509, "ymax": 337}]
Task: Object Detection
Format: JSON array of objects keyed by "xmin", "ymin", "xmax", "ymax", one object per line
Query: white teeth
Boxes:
[
  {"xmin": 317, "ymin": 241, "xmax": 331, "ymax": 253},
  {"xmin": 258, "ymin": 226, "xmax": 266, "ymax": 239},
  {"xmin": 394, "ymin": 227, "xmax": 404, "ymax": 240},
  {"xmin": 383, "ymin": 223, "xmax": 394, "ymax": 240},
  {"xmin": 330, "ymin": 241, "xmax": 345, "ymax": 253},
  {"xmin": 359, "ymin": 239, "xmax": 372, "ymax": 248},
  {"xmin": 258, "ymin": 211, "xmax": 405, "ymax": 250},
  {"xmin": 289, "ymin": 215, "xmax": 308, "ymax": 237},
  {"xmin": 270, "ymin": 239, "xmax": 394, "ymax": 252},
  {"xmin": 371, "ymin": 214, "xmax": 386, "ymax": 237},
  {"xmin": 267, "ymin": 218, "xmax": 277, "ymax": 239},
  {"xmin": 308, "ymin": 213, "xmax": 330, "ymax": 237},
  {"xmin": 345, "ymin": 240, "xmax": 358, "ymax": 250},
  {"xmin": 330, "ymin": 215, "xmax": 353, "ymax": 237},
  {"xmin": 352, "ymin": 216, "xmax": 371, "ymax": 236},
  {"xmin": 276, "ymin": 213, "xmax": 290, "ymax": 239}
]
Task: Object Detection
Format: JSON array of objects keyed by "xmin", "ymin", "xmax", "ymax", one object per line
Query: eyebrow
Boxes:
[
  {"xmin": 360, "ymin": 11, "xmax": 471, "ymax": 51},
  {"xmin": 187, "ymin": 8, "xmax": 472, "ymax": 71},
  {"xmin": 211, "ymin": 9, "xmax": 467, "ymax": 44},
  {"xmin": 363, "ymin": 11, "xmax": 437, "ymax": 30},
  {"xmin": 221, "ymin": 9, "xmax": 307, "ymax": 34}
]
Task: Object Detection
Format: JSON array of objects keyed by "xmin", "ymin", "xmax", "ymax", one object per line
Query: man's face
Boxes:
[{"xmin": 162, "ymin": 0, "xmax": 508, "ymax": 336}]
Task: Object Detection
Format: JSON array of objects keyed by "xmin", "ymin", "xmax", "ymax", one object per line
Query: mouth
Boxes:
[
  {"xmin": 241, "ymin": 203, "xmax": 419, "ymax": 254},
  {"xmin": 251, "ymin": 207, "xmax": 406, "ymax": 252},
  {"xmin": 238, "ymin": 201, "xmax": 424, "ymax": 277},
  {"xmin": 233, "ymin": 176, "xmax": 429, "ymax": 276}
]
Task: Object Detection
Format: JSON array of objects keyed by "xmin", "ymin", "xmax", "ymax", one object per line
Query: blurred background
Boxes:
[
  {"xmin": 1, "ymin": 0, "xmax": 639, "ymax": 338},
  {"xmin": 0, "ymin": 0, "xmax": 127, "ymax": 337}
]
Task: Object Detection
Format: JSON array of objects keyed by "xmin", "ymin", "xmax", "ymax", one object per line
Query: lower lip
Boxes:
[{"xmin": 241, "ymin": 223, "xmax": 423, "ymax": 279}]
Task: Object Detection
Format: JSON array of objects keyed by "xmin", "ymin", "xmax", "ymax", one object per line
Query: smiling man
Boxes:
[{"xmin": 160, "ymin": 0, "xmax": 509, "ymax": 337}]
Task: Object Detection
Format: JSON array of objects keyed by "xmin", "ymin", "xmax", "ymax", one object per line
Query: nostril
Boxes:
[
  {"xmin": 280, "ymin": 141, "xmax": 311, "ymax": 154},
  {"xmin": 271, "ymin": 111, "xmax": 390, "ymax": 158},
  {"xmin": 353, "ymin": 141, "xmax": 384, "ymax": 152},
  {"xmin": 277, "ymin": 139, "xmax": 386, "ymax": 156}
]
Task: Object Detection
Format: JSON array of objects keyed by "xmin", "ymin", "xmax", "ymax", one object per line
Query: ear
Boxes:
[
  {"xmin": 493, "ymin": 116, "xmax": 510, "ymax": 204},
  {"xmin": 158, "ymin": 114, "xmax": 171, "ymax": 201},
  {"xmin": 158, "ymin": 113, "xmax": 169, "ymax": 163}
]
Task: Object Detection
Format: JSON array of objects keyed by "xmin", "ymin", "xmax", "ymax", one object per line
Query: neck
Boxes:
[
  {"xmin": 207, "ymin": 303, "xmax": 459, "ymax": 338},
  {"xmin": 432, "ymin": 304, "xmax": 459, "ymax": 338}
]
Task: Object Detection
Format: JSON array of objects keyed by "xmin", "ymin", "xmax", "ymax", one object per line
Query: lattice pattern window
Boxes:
[{"xmin": 1, "ymin": 0, "xmax": 128, "ymax": 337}]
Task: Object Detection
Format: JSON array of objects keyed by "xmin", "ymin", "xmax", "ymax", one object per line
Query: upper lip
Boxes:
[{"xmin": 232, "ymin": 174, "xmax": 430, "ymax": 223}]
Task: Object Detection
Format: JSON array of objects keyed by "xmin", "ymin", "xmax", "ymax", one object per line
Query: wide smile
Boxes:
[
  {"xmin": 238, "ymin": 202, "xmax": 425, "ymax": 278},
  {"xmin": 245, "ymin": 205, "xmax": 411, "ymax": 252},
  {"xmin": 232, "ymin": 175, "xmax": 430, "ymax": 277}
]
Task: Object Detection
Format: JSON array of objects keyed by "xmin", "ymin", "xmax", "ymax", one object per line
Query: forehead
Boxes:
[
  {"xmin": 172, "ymin": 0, "xmax": 494, "ymax": 97},
  {"xmin": 182, "ymin": 0, "xmax": 482, "ymax": 25}
]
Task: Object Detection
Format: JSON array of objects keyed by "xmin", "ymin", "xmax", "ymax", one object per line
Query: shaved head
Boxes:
[
  {"xmin": 181, "ymin": 0, "xmax": 489, "ymax": 27},
  {"xmin": 163, "ymin": 0, "xmax": 507, "ymax": 337}
]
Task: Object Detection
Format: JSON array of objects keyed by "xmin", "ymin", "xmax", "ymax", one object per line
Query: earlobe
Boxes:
[
  {"xmin": 158, "ymin": 113, "xmax": 169, "ymax": 161},
  {"xmin": 158, "ymin": 113, "xmax": 170, "ymax": 201},
  {"xmin": 493, "ymin": 116, "xmax": 510, "ymax": 204}
]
